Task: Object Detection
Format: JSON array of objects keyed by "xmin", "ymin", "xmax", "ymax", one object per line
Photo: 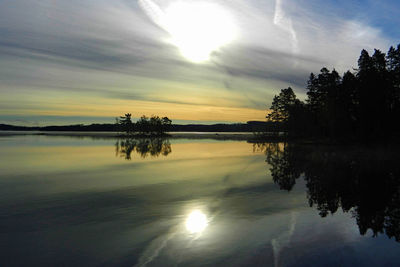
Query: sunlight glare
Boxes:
[
  {"xmin": 185, "ymin": 210, "xmax": 208, "ymax": 233},
  {"xmin": 163, "ymin": 2, "xmax": 236, "ymax": 62}
]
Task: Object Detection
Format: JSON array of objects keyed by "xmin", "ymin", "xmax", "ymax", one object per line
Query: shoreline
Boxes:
[
  {"xmin": 0, "ymin": 130, "xmax": 290, "ymax": 141},
  {"xmin": 0, "ymin": 131, "xmax": 260, "ymax": 140}
]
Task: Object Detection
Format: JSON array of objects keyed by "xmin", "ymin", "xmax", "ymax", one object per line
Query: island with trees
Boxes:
[{"xmin": 116, "ymin": 114, "xmax": 172, "ymax": 137}]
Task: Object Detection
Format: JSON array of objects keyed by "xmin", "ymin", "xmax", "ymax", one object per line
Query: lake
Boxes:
[{"xmin": 0, "ymin": 135, "xmax": 399, "ymax": 266}]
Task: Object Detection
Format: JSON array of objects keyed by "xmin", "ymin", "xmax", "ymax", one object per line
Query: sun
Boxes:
[
  {"xmin": 185, "ymin": 210, "xmax": 208, "ymax": 233},
  {"xmin": 162, "ymin": 2, "xmax": 237, "ymax": 62}
]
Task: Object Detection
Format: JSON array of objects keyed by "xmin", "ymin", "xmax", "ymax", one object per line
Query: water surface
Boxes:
[{"xmin": 0, "ymin": 135, "xmax": 399, "ymax": 266}]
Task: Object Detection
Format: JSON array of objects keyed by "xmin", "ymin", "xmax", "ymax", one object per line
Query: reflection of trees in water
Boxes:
[
  {"xmin": 115, "ymin": 138, "xmax": 171, "ymax": 160},
  {"xmin": 255, "ymin": 143, "xmax": 304, "ymax": 191},
  {"xmin": 259, "ymin": 143, "xmax": 400, "ymax": 242}
]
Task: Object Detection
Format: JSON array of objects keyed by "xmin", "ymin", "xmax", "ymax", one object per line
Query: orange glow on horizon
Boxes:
[{"xmin": 7, "ymin": 98, "xmax": 269, "ymax": 123}]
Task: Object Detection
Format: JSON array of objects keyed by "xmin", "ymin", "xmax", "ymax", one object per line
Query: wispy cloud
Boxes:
[
  {"xmin": 0, "ymin": 0, "xmax": 397, "ymax": 123},
  {"xmin": 273, "ymin": 0, "xmax": 299, "ymax": 53}
]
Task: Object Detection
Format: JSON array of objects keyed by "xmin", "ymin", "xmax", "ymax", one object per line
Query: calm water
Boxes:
[{"xmin": 0, "ymin": 135, "xmax": 399, "ymax": 266}]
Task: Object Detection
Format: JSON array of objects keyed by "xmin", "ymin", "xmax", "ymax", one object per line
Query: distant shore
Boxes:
[
  {"xmin": 0, "ymin": 130, "xmax": 254, "ymax": 140},
  {"xmin": 0, "ymin": 130, "xmax": 286, "ymax": 141}
]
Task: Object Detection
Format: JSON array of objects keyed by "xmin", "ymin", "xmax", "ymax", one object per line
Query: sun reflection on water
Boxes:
[{"xmin": 185, "ymin": 210, "xmax": 208, "ymax": 234}]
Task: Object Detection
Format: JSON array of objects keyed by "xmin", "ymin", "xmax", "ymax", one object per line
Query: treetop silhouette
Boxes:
[
  {"xmin": 267, "ymin": 44, "xmax": 400, "ymax": 141},
  {"xmin": 116, "ymin": 114, "xmax": 172, "ymax": 136}
]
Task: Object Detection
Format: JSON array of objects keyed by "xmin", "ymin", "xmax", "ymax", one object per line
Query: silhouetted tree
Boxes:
[
  {"xmin": 161, "ymin": 117, "xmax": 172, "ymax": 133},
  {"xmin": 387, "ymin": 45, "xmax": 400, "ymax": 132},
  {"xmin": 267, "ymin": 87, "xmax": 302, "ymax": 135},
  {"xmin": 337, "ymin": 71, "xmax": 358, "ymax": 135},
  {"xmin": 356, "ymin": 49, "xmax": 391, "ymax": 140},
  {"xmin": 136, "ymin": 115, "xmax": 150, "ymax": 135},
  {"xmin": 305, "ymin": 68, "xmax": 341, "ymax": 138},
  {"xmin": 118, "ymin": 113, "xmax": 134, "ymax": 135}
]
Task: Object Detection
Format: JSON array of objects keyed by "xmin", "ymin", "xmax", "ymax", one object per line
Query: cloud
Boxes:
[
  {"xmin": 273, "ymin": 0, "xmax": 299, "ymax": 53},
  {"xmin": 0, "ymin": 0, "xmax": 397, "ymax": 123}
]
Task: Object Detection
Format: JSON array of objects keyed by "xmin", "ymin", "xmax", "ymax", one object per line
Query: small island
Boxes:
[{"xmin": 115, "ymin": 114, "xmax": 172, "ymax": 137}]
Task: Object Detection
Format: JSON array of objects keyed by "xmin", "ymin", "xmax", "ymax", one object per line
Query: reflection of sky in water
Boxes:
[{"xmin": 0, "ymin": 136, "xmax": 399, "ymax": 266}]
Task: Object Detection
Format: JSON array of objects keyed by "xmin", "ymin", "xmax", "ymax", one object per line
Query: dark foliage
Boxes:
[
  {"xmin": 267, "ymin": 44, "xmax": 400, "ymax": 141},
  {"xmin": 116, "ymin": 114, "xmax": 172, "ymax": 136}
]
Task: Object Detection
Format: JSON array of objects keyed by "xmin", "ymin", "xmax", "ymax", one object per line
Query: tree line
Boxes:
[
  {"xmin": 267, "ymin": 44, "xmax": 400, "ymax": 141},
  {"xmin": 0, "ymin": 121, "xmax": 279, "ymax": 133}
]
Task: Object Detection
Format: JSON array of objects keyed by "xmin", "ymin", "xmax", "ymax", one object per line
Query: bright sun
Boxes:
[
  {"xmin": 162, "ymin": 2, "xmax": 236, "ymax": 62},
  {"xmin": 185, "ymin": 210, "xmax": 208, "ymax": 233}
]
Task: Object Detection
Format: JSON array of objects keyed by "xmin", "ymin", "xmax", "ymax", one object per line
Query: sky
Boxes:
[{"xmin": 0, "ymin": 0, "xmax": 399, "ymax": 125}]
